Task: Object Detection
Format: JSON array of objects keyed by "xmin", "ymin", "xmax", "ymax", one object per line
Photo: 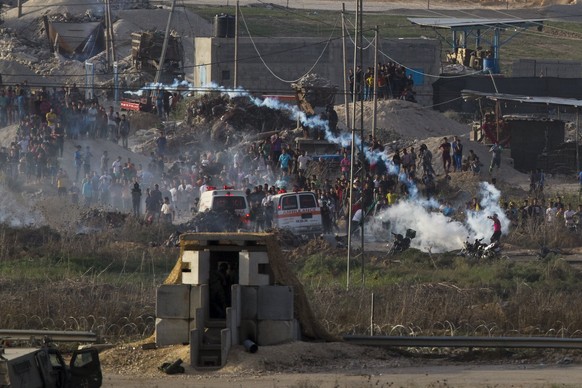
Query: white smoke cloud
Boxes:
[
  {"xmin": 0, "ymin": 186, "xmax": 44, "ymax": 227},
  {"xmin": 371, "ymin": 182, "xmax": 509, "ymax": 253}
]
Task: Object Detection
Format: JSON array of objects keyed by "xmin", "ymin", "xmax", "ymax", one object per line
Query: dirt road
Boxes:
[{"xmin": 104, "ymin": 362, "xmax": 582, "ymax": 387}]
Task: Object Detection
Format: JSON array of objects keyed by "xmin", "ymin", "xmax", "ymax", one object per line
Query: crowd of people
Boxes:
[
  {"xmin": 348, "ymin": 61, "xmax": 417, "ymax": 103},
  {"xmin": 1, "ymin": 82, "xmax": 580, "ymax": 244}
]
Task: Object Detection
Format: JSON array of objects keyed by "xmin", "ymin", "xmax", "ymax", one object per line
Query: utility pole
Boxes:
[
  {"xmin": 108, "ymin": 0, "xmax": 116, "ymax": 64},
  {"xmin": 104, "ymin": 0, "xmax": 110, "ymax": 68},
  {"xmin": 234, "ymin": 0, "xmax": 239, "ymax": 89},
  {"xmin": 154, "ymin": 0, "xmax": 177, "ymax": 84},
  {"xmin": 358, "ymin": 0, "xmax": 365, "ymax": 285},
  {"xmin": 347, "ymin": 0, "xmax": 359, "ymax": 291},
  {"xmin": 341, "ymin": 3, "xmax": 350, "ymax": 128},
  {"xmin": 17, "ymin": 0, "xmax": 22, "ymax": 17},
  {"xmin": 372, "ymin": 26, "xmax": 378, "ymax": 140}
]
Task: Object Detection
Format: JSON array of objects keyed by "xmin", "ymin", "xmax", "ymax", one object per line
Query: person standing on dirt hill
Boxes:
[
  {"xmin": 163, "ymin": 89, "xmax": 171, "ymax": 120},
  {"xmin": 81, "ymin": 176, "xmax": 93, "ymax": 206},
  {"xmin": 489, "ymin": 142, "xmax": 502, "ymax": 173},
  {"xmin": 439, "ymin": 137, "xmax": 452, "ymax": 174},
  {"xmin": 161, "ymin": 196, "xmax": 175, "ymax": 224},
  {"xmin": 118, "ymin": 114, "xmax": 130, "ymax": 149},
  {"xmin": 131, "ymin": 182, "xmax": 142, "ymax": 217},
  {"xmin": 100, "ymin": 151, "xmax": 109, "ymax": 176},
  {"xmin": 452, "ymin": 136, "xmax": 463, "ymax": 172},
  {"xmin": 0, "ymin": 89, "xmax": 9, "ymax": 127},
  {"xmin": 83, "ymin": 146, "xmax": 93, "ymax": 177},
  {"xmin": 150, "ymin": 183, "xmax": 163, "ymax": 222},
  {"xmin": 418, "ymin": 144, "xmax": 435, "ymax": 176},
  {"xmin": 74, "ymin": 145, "xmax": 83, "ymax": 182},
  {"xmin": 112, "ymin": 156, "xmax": 122, "ymax": 183},
  {"xmin": 156, "ymin": 131, "xmax": 167, "ymax": 157}
]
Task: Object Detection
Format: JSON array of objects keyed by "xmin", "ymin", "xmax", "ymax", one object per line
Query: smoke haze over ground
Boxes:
[{"xmin": 370, "ymin": 182, "xmax": 509, "ymax": 253}]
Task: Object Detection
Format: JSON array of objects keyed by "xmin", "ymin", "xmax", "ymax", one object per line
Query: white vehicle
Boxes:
[
  {"xmin": 270, "ymin": 191, "xmax": 323, "ymax": 235},
  {"xmin": 197, "ymin": 188, "xmax": 250, "ymax": 227}
]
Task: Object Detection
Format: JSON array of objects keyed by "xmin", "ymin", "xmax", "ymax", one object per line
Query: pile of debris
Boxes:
[{"xmin": 78, "ymin": 209, "xmax": 130, "ymax": 231}]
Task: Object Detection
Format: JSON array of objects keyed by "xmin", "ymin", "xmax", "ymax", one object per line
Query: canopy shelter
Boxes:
[
  {"xmin": 45, "ymin": 19, "xmax": 105, "ymax": 61},
  {"xmin": 408, "ymin": 18, "xmax": 544, "ymax": 74}
]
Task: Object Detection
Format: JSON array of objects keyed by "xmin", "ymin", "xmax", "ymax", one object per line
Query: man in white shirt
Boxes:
[
  {"xmin": 564, "ymin": 204, "xmax": 576, "ymax": 231},
  {"xmin": 296, "ymin": 150, "xmax": 312, "ymax": 174},
  {"xmin": 111, "ymin": 156, "xmax": 122, "ymax": 182}
]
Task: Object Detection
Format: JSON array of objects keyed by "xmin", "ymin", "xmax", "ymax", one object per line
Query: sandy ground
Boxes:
[{"xmin": 104, "ymin": 363, "xmax": 582, "ymax": 387}]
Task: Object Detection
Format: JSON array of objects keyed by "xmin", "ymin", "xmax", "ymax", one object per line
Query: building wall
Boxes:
[
  {"xmin": 193, "ymin": 37, "xmax": 441, "ymax": 106},
  {"xmin": 512, "ymin": 59, "xmax": 582, "ymax": 78}
]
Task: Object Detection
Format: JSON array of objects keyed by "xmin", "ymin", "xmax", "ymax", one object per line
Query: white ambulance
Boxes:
[
  {"xmin": 198, "ymin": 188, "xmax": 251, "ymax": 226},
  {"xmin": 270, "ymin": 191, "xmax": 323, "ymax": 235}
]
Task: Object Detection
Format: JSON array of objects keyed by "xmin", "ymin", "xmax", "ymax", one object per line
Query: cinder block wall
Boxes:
[
  {"xmin": 193, "ymin": 37, "xmax": 441, "ymax": 106},
  {"xmin": 512, "ymin": 59, "xmax": 582, "ymax": 78}
]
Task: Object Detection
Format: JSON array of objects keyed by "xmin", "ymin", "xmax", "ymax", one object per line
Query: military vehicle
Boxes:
[{"xmin": 0, "ymin": 330, "xmax": 102, "ymax": 388}]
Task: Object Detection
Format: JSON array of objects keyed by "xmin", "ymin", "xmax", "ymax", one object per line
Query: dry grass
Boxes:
[
  {"xmin": 0, "ymin": 222, "xmax": 177, "ymax": 342},
  {"xmin": 2, "ymin": 216, "xmax": 582, "ymax": 343}
]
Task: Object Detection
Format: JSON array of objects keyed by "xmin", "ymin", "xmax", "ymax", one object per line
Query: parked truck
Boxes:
[{"xmin": 0, "ymin": 331, "xmax": 102, "ymax": 388}]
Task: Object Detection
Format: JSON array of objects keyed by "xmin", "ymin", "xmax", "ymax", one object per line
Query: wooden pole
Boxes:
[{"xmin": 154, "ymin": 0, "xmax": 177, "ymax": 84}]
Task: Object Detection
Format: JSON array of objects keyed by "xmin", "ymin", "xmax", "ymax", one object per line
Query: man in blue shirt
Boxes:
[{"xmin": 278, "ymin": 148, "xmax": 292, "ymax": 174}]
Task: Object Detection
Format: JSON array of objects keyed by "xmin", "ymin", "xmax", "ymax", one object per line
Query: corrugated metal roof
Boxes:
[
  {"xmin": 408, "ymin": 17, "xmax": 544, "ymax": 29},
  {"xmin": 461, "ymin": 89, "xmax": 582, "ymax": 108}
]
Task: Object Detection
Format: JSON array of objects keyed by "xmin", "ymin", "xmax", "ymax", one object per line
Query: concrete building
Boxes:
[{"xmin": 193, "ymin": 37, "xmax": 441, "ymax": 105}]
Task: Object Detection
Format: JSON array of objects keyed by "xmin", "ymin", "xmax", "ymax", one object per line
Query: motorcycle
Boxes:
[
  {"xmin": 460, "ymin": 237, "xmax": 501, "ymax": 260},
  {"xmin": 481, "ymin": 241, "xmax": 501, "ymax": 260},
  {"xmin": 460, "ymin": 237, "xmax": 486, "ymax": 259},
  {"xmin": 387, "ymin": 229, "xmax": 416, "ymax": 255}
]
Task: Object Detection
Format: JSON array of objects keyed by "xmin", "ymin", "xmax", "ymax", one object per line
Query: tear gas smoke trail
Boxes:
[
  {"xmin": 125, "ymin": 79, "xmax": 195, "ymax": 96},
  {"xmin": 166, "ymin": 85, "xmax": 510, "ymax": 252}
]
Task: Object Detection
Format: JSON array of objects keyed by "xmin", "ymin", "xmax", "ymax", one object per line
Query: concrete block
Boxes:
[
  {"xmin": 155, "ymin": 318, "xmax": 191, "ymax": 347},
  {"xmin": 240, "ymin": 286, "xmax": 258, "ymax": 320},
  {"xmin": 232, "ymin": 284, "xmax": 242, "ymax": 326},
  {"xmin": 293, "ymin": 319, "xmax": 301, "ymax": 341},
  {"xmin": 257, "ymin": 320, "xmax": 295, "ymax": 346},
  {"xmin": 239, "ymin": 251, "xmax": 270, "ymax": 286},
  {"xmin": 190, "ymin": 329, "xmax": 200, "ymax": 366},
  {"xmin": 182, "ymin": 250, "xmax": 210, "ymax": 285},
  {"xmin": 189, "ymin": 284, "xmax": 208, "ymax": 317},
  {"xmin": 221, "ymin": 328, "xmax": 231, "ymax": 367},
  {"xmin": 238, "ymin": 320, "xmax": 257, "ymax": 344},
  {"xmin": 156, "ymin": 284, "xmax": 191, "ymax": 319},
  {"xmin": 226, "ymin": 307, "xmax": 238, "ymax": 345},
  {"xmin": 191, "ymin": 308, "xmax": 205, "ymax": 333},
  {"xmin": 257, "ymin": 285, "xmax": 294, "ymax": 321}
]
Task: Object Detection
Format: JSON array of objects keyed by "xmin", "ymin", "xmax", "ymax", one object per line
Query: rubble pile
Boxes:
[
  {"xmin": 79, "ymin": 209, "xmax": 130, "ymax": 230},
  {"xmin": 189, "ymin": 94, "xmax": 295, "ymax": 137}
]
